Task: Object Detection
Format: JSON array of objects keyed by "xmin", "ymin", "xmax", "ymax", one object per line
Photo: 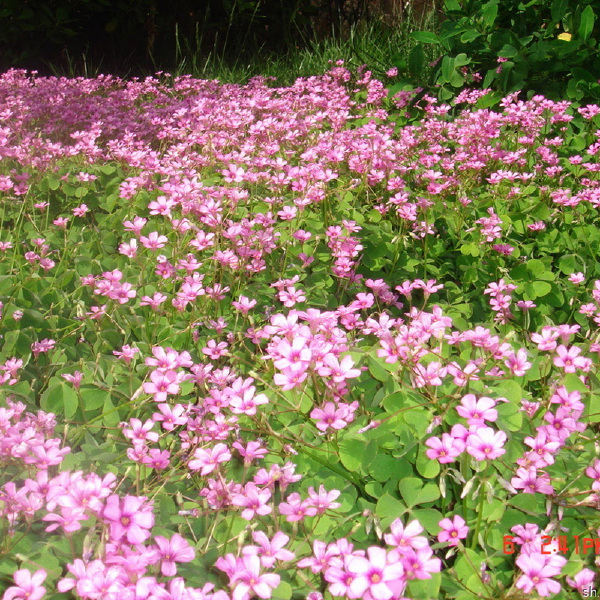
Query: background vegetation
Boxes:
[
  {"xmin": 0, "ymin": 0, "xmax": 432, "ymax": 78},
  {"xmin": 2, "ymin": 1, "xmax": 599, "ymax": 103}
]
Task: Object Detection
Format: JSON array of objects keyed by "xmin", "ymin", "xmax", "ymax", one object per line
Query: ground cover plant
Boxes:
[{"xmin": 0, "ymin": 65, "xmax": 599, "ymax": 599}]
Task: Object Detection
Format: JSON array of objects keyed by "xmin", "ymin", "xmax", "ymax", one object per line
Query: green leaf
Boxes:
[
  {"xmin": 441, "ymin": 56, "xmax": 455, "ymax": 84},
  {"xmin": 416, "ymin": 445, "xmax": 440, "ymax": 478},
  {"xmin": 450, "ymin": 69, "xmax": 465, "ymax": 87},
  {"xmin": 411, "ymin": 508, "xmax": 444, "ymax": 534},
  {"xmin": 508, "ymin": 492, "xmax": 545, "ymax": 514},
  {"xmin": 99, "ymin": 164, "xmax": 117, "ymax": 174},
  {"xmin": 272, "ymin": 581, "xmax": 293, "ymax": 600},
  {"xmin": 499, "ymin": 44, "xmax": 518, "ymax": 58},
  {"xmin": 382, "ymin": 391, "xmax": 411, "ymax": 412},
  {"xmin": 399, "ymin": 477, "xmax": 440, "ymax": 506},
  {"xmin": 481, "ymin": 2, "xmax": 499, "ymax": 27},
  {"xmin": 103, "ymin": 395, "xmax": 121, "ymax": 428},
  {"xmin": 159, "ymin": 495, "xmax": 178, "ymax": 522},
  {"xmin": 588, "ymin": 394, "xmax": 600, "ymax": 423},
  {"xmin": 375, "ymin": 493, "xmax": 406, "ymax": 520},
  {"xmin": 492, "ymin": 380, "xmax": 523, "ymax": 404},
  {"xmin": 368, "ymin": 356, "xmax": 394, "ymax": 383},
  {"xmin": 404, "ymin": 408, "xmax": 431, "ymax": 437},
  {"xmin": 454, "ymin": 53, "xmax": 470, "ymax": 67},
  {"xmin": 460, "ymin": 29, "xmax": 482, "ymax": 43},
  {"xmin": 41, "ymin": 382, "xmax": 77, "ymax": 418},
  {"xmin": 339, "ymin": 438, "xmax": 375, "ymax": 474},
  {"xmin": 408, "ymin": 572, "xmax": 441, "ymax": 599},
  {"xmin": 408, "ymin": 44, "xmax": 425, "ymax": 77},
  {"xmin": 61, "ymin": 382, "xmax": 79, "ymax": 418},
  {"xmin": 578, "ymin": 5, "xmax": 595, "ymax": 41},
  {"xmin": 551, "ymin": 0, "xmax": 568, "ymax": 21},
  {"xmin": 524, "ymin": 280, "xmax": 552, "ymax": 299},
  {"xmin": 80, "ymin": 386, "xmax": 112, "ymax": 411},
  {"xmin": 410, "ymin": 31, "xmax": 440, "ymax": 44},
  {"xmin": 558, "ymin": 254, "xmax": 580, "ymax": 275},
  {"xmin": 454, "ymin": 547, "xmax": 485, "ymax": 582},
  {"xmin": 368, "ymin": 454, "xmax": 401, "ymax": 482},
  {"xmin": 460, "ymin": 242, "xmax": 480, "ymax": 256},
  {"xmin": 497, "ymin": 401, "xmax": 523, "ymax": 432}
]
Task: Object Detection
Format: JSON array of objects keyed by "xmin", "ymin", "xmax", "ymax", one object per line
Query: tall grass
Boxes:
[
  {"xmin": 172, "ymin": 11, "xmax": 439, "ymax": 85},
  {"xmin": 45, "ymin": 8, "xmax": 439, "ymax": 85}
]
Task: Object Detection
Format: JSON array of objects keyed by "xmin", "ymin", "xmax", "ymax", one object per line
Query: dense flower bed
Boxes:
[{"xmin": 0, "ymin": 65, "xmax": 599, "ymax": 599}]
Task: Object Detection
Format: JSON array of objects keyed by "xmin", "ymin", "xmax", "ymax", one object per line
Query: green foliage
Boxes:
[{"xmin": 404, "ymin": 0, "xmax": 600, "ymax": 102}]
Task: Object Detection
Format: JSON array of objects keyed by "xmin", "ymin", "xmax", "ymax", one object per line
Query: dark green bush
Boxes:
[{"xmin": 399, "ymin": 0, "xmax": 600, "ymax": 102}]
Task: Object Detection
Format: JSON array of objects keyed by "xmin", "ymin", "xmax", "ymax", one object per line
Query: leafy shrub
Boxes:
[{"xmin": 401, "ymin": 0, "xmax": 600, "ymax": 102}]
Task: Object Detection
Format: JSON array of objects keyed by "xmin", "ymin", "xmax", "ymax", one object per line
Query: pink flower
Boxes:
[
  {"xmin": 399, "ymin": 546, "xmax": 441, "ymax": 580},
  {"xmin": 324, "ymin": 554, "xmax": 367, "ymax": 599},
  {"xmin": 31, "ymin": 338, "xmax": 55, "ymax": 357},
  {"xmin": 123, "ymin": 216, "xmax": 147, "ymax": 236},
  {"xmin": 297, "ymin": 540, "xmax": 340, "ymax": 574},
  {"xmin": 425, "ymin": 433, "xmax": 465, "ymax": 464},
  {"xmin": 154, "ymin": 533, "xmax": 195, "ymax": 576},
  {"xmin": 522, "ymin": 432, "xmax": 560, "ymax": 467},
  {"xmin": 3, "ymin": 569, "xmax": 47, "ymax": 600},
  {"xmin": 586, "ymin": 458, "xmax": 600, "ymax": 481},
  {"xmin": 140, "ymin": 231, "xmax": 168, "ymax": 249},
  {"xmin": 504, "ymin": 348, "xmax": 531, "ymax": 376},
  {"xmin": 568, "ymin": 272, "xmax": 585, "ymax": 284},
  {"xmin": 232, "ymin": 440, "xmax": 268, "ymax": 465},
  {"xmin": 229, "ymin": 388, "xmax": 269, "ymax": 416},
  {"xmin": 383, "ymin": 519, "xmax": 429, "ymax": 555},
  {"xmin": 62, "ymin": 371, "xmax": 83, "ymax": 389},
  {"xmin": 42, "ymin": 507, "xmax": 87, "ymax": 533},
  {"xmin": 202, "ymin": 339, "xmax": 229, "ymax": 360},
  {"xmin": 306, "ymin": 485, "xmax": 341, "ymax": 514},
  {"xmin": 553, "ymin": 345, "xmax": 591, "ymax": 373},
  {"xmin": 139, "ymin": 292, "xmax": 168, "ymax": 310},
  {"xmin": 516, "ymin": 300, "xmax": 536, "ymax": 311},
  {"xmin": 232, "ymin": 295, "xmax": 257, "ymax": 314},
  {"xmin": 437, "ymin": 515, "xmax": 469, "ymax": 546},
  {"xmin": 102, "ymin": 494, "xmax": 155, "ymax": 544},
  {"xmin": 531, "ymin": 327, "xmax": 559, "ymax": 351},
  {"xmin": 189, "ymin": 443, "xmax": 231, "ymax": 475},
  {"xmin": 231, "ymin": 482, "xmax": 272, "ymax": 520},
  {"xmin": 53, "ymin": 217, "xmax": 69, "ymax": 228},
  {"xmin": 118, "ymin": 239, "xmax": 137, "ymax": 258},
  {"xmin": 143, "ymin": 369, "xmax": 182, "ymax": 402},
  {"xmin": 566, "ymin": 568, "xmax": 597, "ymax": 596},
  {"xmin": 243, "ymin": 531, "xmax": 295, "ymax": 568},
  {"xmin": 311, "ymin": 402, "xmax": 352, "ymax": 432},
  {"xmin": 230, "ymin": 554, "xmax": 280, "ymax": 600},
  {"xmin": 346, "ymin": 547, "xmax": 405, "ymax": 600},
  {"xmin": 153, "ymin": 403, "xmax": 188, "ymax": 431},
  {"xmin": 316, "ymin": 354, "xmax": 361, "ymax": 382},
  {"xmin": 278, "ymin": 492, "xmax": 318, "ymax": 522},
  {"xmin": 272, "ymin": 338, "xmax": 312, "ymax": 371},
  {"xmin": 73, "ymin": 203, "xmax": 88, "ymax": 217},
  {"xmin": 456, "ymin": 394, "xmax": 497, "ymax": 426},
  {"xmin": 511, "ymin": 466, "xmax": 554, "ymax": 495},
  {"xmin": 141, "ymin": 448, "xmax": 171, "ymax": 469},
  {"xmin": 107, "ymin": 282, "xmax": 137, "ymax": 304},
  {"xmin": 466, "ymin": 427, "xmax": 506, "ymax": 461},
  {"xmin": 113, "ymin": 344, "xmax": 139, "ymax": 364},
  {"xmin": 273, "ymin": 366, "xmax": 308, "ymax": 390},
  {"xmin": 515, "ymin": 552, "xmax": 566, "ymax": 597},
  {"xmin": 278, "ymin": 286, "xmax": 306, "ymax": 307}
]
